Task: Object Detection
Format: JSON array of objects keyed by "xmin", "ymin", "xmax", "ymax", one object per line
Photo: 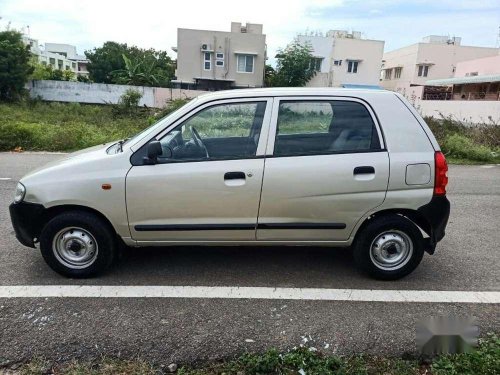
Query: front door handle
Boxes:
[
  {"xmin": 224, "ymin": 171, "xmax": 246, "ymax": 180},
  {"xmin": 354, "ymin": 166, "xmax": 375, "ymax": 175}
]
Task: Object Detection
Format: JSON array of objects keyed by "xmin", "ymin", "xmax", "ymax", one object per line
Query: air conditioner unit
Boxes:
[{"xmin": 201, "ymin": 44, "xmax": 212, "ymax": 51}]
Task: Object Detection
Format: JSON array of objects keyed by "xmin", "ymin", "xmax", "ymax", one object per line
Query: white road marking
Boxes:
[
  {"xmin": 0, "ymin": 178, "xmax": 12, "ymax": 181},
  {"xmin": 0, "ymin": 286, "xmax": 499, "ymax": 303}
]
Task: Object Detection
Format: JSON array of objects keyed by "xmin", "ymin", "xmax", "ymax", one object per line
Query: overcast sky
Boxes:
[{"xmin": 1, "ymin": 0, "xmax": 499, "ymax": 65}]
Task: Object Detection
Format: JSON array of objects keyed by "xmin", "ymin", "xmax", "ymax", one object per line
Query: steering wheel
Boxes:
[{"xmin": 190, "ymin": 126, "xmax": 209, "ymax": 158}]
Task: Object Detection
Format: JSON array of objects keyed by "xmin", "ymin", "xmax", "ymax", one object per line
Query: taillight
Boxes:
[{"xmin": 434, "ymin": 151, "xmax": 448, "ymax": 196}]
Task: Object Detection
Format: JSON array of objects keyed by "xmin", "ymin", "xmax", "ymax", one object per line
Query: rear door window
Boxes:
[{"xmin": 274, "ymin": 100, "xmax": 381, "ymax": 156}]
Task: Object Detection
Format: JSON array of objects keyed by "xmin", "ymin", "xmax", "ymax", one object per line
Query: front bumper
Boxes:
[
  {"xmin": 417, "ymin": 195, "xmax": 451, "ymax": 254},
  {"xmin": 9, "ymin": 202, "xmax": 46, "ymax": 248}
]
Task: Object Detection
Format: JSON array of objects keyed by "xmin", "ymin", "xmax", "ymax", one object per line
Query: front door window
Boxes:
[{"xmin": 157, "ymin": 102, "xmax": 267, "ymax": 162}]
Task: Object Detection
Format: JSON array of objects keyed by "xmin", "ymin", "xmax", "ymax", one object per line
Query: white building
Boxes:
[
  {"xmin": 380, "ymin": 35, "xmax": 499, "ymax": 101},
  {"xmin": 172, "ymin": 22, "xmax": 266, "ymax": 90},
  {"xmin": 44, "ymin": 43, "xmax": 89, "ymax": 76},
  {"xmin": 297, "ymin": 30, "xmax": 385, "ymax": 87},
  {"xmin": 23, "ymin": 36, "xmax": 89, "ymax": 77}
]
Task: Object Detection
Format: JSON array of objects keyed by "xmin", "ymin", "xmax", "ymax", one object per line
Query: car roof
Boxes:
[{"xmin": 195, "ymin": 87, "xmax": 396, "ymax": 102}]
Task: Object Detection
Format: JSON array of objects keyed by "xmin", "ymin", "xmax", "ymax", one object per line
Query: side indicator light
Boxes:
[{"xmin": 102, "ymin": 184, "xmax": 112, "ymax": 190}]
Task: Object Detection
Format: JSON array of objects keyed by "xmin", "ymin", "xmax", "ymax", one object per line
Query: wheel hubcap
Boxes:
[
  {"xmin": 369, "ymin": 230, "xmax": 413, "ymax": 271},
  {"xmin": 52, "ymin": 227, "xmax": 98, "ymax": 269}
]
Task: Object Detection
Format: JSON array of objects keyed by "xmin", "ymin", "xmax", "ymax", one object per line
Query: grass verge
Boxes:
[
  {"xmin": 11, "ymin": 334, "xmax": 499, "ymax": 375},
  {"xmin": 0, "ymin": 100, "xmax": 186, "ymax": 152}
]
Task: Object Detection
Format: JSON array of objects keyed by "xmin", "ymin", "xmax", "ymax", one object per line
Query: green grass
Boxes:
[
  {"xmin": 13, "ymin": 334, "xmax": 500, "ymax": 375},
  {"xmin": 0, "ymin": 100, "xmax": 191, "ymax": 152}
]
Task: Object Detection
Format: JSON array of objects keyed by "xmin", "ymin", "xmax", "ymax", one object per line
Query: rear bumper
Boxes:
[
  {"xmin": 417, "ymin": 196, "xmax": 450, "ymax": 253},
  {"xmin": 9, "ymin": 202, "xmax": 45, "ymax": 248}
]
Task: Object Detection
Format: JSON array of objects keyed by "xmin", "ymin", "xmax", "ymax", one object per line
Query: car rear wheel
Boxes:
[
  {"xmin": 353, "ymin": 214, "xmax": 425, "ymax": 280},
  {"xmin": 39, "ymin": 211, "xmax": 116, "ymax": 278}
]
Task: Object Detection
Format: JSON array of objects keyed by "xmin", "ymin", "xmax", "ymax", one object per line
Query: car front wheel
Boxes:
[
  {"xmin": 353, "ymin": 214, "xmax": 425, "ymax": 280},
  {"xmin": 39, "ymin": 211, "xmax": 116, "ymax": 278}
]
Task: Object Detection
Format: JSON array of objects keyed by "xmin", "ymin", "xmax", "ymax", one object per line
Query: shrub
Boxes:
[
  {"xmin": 153, "ymin": 98, "xmax": 190, "ymax": 119},
  {"xmin": 426, "ymin": 117, "xmax": 500, "ymax": 149},
  {"xmin": 119, "ymin": 89, "xmax": 142, "ymax": 108},
  {"xmin": 441, "ymin": 134, "xmax": 495, "ymax": 162},
  {"xmin": 0, "ymin": 102, "xmax": 151, "ymax": 151},
  {"xmin": 77, "ymin": 75, "xmax": 91, "ymax": 83},
  {"xmin": 432, "ymin": 333, "xmax": 500, "ymax": 375}
]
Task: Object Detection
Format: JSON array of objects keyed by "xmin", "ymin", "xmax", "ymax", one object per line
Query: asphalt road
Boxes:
[{"xmin": 0, "ymin": 152, "xmax": 499, "ymax": 365}]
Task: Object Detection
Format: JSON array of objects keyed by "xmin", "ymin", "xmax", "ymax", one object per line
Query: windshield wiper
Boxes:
[{"xmin": 116, "ymin": 138, "xmax": 129, "ymax": 153}]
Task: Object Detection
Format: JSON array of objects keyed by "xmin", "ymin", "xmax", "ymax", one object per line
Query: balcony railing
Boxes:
[{"xmin": 423, "ymin": 92, "xmax": 500, "ymax": 101}]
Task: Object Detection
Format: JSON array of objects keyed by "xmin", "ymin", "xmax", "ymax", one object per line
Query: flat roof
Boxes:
[{"xmin": 426, "ymin": 74, "xmax": 500, "ymax": 86}]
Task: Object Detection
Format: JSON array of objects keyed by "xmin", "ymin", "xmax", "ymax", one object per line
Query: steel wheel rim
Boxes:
[
  {"xmin": 369, "ymin": 230, "xmax": 413, "ymax": 271},
  {"xmin": 52, "ymin": 227, "xmax": 98, "ymax": 269}
]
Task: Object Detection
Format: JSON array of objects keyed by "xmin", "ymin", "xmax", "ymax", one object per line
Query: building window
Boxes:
[
  {"xmin": 418, "ymin": 65, "xmax": 429, "ymax": 77},
  {"xmin": 384, "ymin": 69, "xmax": 392, "ymax": 80},
  {"xmin": 72, "ymin": 62, "xmax": 76, "ymax": 69},
  {"xmin": 310, "ymin": 57, "xmax": 322, "ymax": 71},
  {"xmin": 237, "ymin": 54, "xmax": 254, "ymax": 73},
  {"xmin": 334, "ymin": 60, "xmax": 342, "ymax": 66},
  {"xmin": 49, "ymin": 58, "xmax": 55, "ymax": 65},
  {"xmin": 347, "ymin": 61, "xmax": 358, "ymax": 73},
  {"xmin": 203, "ymin": 52, "xmax": 211, "ymax": 71},
  {"xmin": 394, "ymin": 67, "xmax": 402, "ymax": 79},
  {"xmin": 65, "ymin": 65, "xmax": 70, "ymax": 70},
  {"xmin": 215, "ymin": 52, "xmax": 224, "ymax": 67}
]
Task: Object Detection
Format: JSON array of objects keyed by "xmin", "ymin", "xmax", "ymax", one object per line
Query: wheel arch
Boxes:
[
  {"xmin": 39, "ymin": 204, "xmax": 118, "ymax": 240},
  {"xmin": 353, "ymin": 208, "xmax": 434, "ymax": 254}
]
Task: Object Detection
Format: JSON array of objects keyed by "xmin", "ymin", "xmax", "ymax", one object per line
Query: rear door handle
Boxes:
[
  {"xmin": 353, "ymin": 166, "xmax": 375, "ymax": 175},
  {"xmin": 224, "ymin": 171, "xmax": 246, "ymax": 180}
]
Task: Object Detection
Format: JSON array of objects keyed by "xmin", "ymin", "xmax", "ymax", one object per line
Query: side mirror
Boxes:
[
  {"xmin": 143, "ymin": 141, "xmax": 164, "ymax": 165},
  {"xmin": 147, "ymin": 141, "xmax": 163, "ymax": 159}
]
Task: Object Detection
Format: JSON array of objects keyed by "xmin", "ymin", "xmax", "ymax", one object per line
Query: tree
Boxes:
[
  {"xmin": 264, "ymin": 64, "xmax": 276, "ymax": 87},
  {"xmin": 271, "ymin": 40, "xmax": 317, "ymax": 87},
  {"xmin": 30, "ymin": 61, "xmax": 53, "ymax": 80},
  {"xmin": 0, "ymin": 30, "xmax": 34, "ymax": 101},
  {"xmin": 85, "ymin": 42, "xmax": 174, "ymax": 87},
  {"xmin": 30, "ymin": 61, "xmax": 76, "ymax": 81},
  {"xmin": 85, "ymin": 41, "xmax": 128, "ymax": 83},
  {"xmin": 111, "ymin": 54, "xmax": 167, "ymax": 86}
]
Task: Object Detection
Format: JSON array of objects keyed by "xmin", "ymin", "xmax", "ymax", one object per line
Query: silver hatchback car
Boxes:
[{"xmin": 10, "ymin": 88, "xmax": 450, "ymax": 280}]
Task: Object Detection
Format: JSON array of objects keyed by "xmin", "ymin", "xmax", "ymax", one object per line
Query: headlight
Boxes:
[{"xmin": 14, "ymin": 183, "xmax": 26, "ymax": 203}]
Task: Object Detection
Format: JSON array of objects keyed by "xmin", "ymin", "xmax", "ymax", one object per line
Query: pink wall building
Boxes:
[{"xmin": 455, "ymin": 54, "xmax": 500, "ymax": 77}]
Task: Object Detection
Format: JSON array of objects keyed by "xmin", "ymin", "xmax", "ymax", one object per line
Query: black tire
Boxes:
[
  {"xmin": 353, "ymin": 214, "xmax": 425, "ymax": 280},
  {"xmin": 39, "ymin": 211, "xmax": 116, "ymax": 278}
]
